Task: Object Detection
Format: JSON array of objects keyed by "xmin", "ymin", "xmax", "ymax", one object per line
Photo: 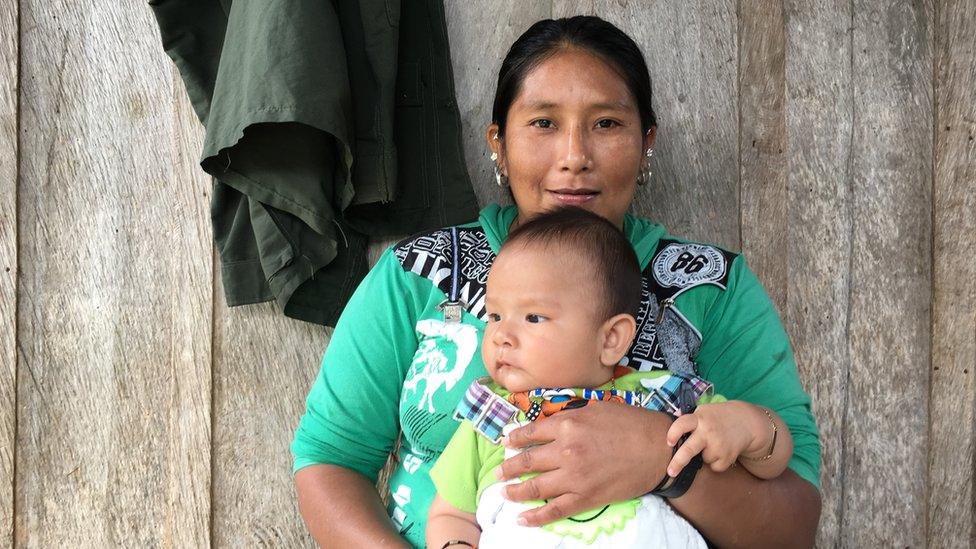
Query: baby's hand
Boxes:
[{"xmin": 664, "ymin": 401, "xmax": 768, "ymax": 476}]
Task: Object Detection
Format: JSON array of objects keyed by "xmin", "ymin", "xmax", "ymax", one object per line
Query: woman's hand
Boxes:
[{"xmin": 495, "ymin": 400, "xmax": 673, "ymax": 526}]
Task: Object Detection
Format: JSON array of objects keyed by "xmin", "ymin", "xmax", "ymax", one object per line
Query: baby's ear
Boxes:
[{"xmin": 600, "ymin": 313, "xmax": 637, "ymax": 367}]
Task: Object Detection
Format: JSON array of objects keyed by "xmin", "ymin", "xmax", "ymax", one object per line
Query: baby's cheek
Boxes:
[{"xmin": 481, "ymin": 335, "xmax": 494, "ymax": 364}]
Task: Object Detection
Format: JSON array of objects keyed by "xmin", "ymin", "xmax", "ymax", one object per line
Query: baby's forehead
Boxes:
[
  {"xmin": 493, "ymin": 240, "xmax": 601, "ymax": 284},
  {"xmin": 498, "ymin": 238, "xmax": 584, "ymax": 265}
]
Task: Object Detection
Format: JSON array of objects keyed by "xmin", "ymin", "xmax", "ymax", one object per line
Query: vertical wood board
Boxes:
[
  {"xmin": 0, "ymin": 0, "xmax": 18, "ymax": 547},
  {"xmin": 842, "ymin": 1, "xmax": 933, "ymax": 545},
  {"xmin": 928, "ymin": 0, "xmax": 976, "ymax": 546},
  {"xmin": 782, "ymin": 1, "xmax": 854, "ymax": 545},
  {"xmin": 15, "ymin": 3, "xmax": 211, "ymax": 545},
  {"xmin": 160, "ymin": 64, "xmax": 215, "ymax": 548},
  {"xmin": 738, "ymin": 1, "xmax": 788, "ymax": 310},
  {"xmin": 211, "ymin": 298, "xmax": 325, "ymax": 548}
]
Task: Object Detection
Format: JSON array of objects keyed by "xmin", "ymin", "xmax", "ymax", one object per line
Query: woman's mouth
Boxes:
[{"xmin": 548, "ymin": 188, "xmax": 599, "ymax": 205}]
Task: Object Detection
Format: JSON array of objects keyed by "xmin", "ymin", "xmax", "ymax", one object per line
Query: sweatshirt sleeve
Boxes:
[
  {"xmin": 291, "ymin": 247, "xmax": 422, "ymax": 481},
  {"xmin": 694, "ymin": 256, "xmax": 822, "ymax": 490}
]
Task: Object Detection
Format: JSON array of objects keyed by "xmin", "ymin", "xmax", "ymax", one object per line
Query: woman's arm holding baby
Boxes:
[
  {"xmin": 496, "ymin": 402, "xmax": 820, "ymax": 548},
  {"xmin": 427, "ymin": 496, "xmax": 481, "ymax": 549},
  {"xmin": 295, "ymin": 464, "xmax": 410, "ymax": 548}
]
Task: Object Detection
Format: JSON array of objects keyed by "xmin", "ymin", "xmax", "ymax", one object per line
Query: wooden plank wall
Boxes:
[
  {"xmin": 0, "ymin": 1, "xmax": 973, "ymax": 547},
  {"xmin": 930, "ymin": 1, "xmax": 976, "ymax": 546},
  {"xmin": 1, "ymin": 1, "xmax": 17, "ymax": 548},
  {"xmin": 14, "ymin": 2, "xmax": 214, "ymax": 546},
  {"xmin": 782, "ymin": 0, "xmax": 854, "ymax": 543}
]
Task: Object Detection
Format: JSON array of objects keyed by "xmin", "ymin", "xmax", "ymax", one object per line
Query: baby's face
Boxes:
[{"xmin": 482, "ymin": 243, "xmax": 613, "ymax": 392}]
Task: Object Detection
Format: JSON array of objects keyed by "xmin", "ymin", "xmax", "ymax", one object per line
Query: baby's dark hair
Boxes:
[{"xmin": 503, "ymin": 208, "xmax": 642, "ymax": 320}]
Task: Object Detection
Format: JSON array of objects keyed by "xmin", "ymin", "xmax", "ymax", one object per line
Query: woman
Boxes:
[{"xmin": 292, "ymin": 16, "xmax": 821, "ymax": 548}]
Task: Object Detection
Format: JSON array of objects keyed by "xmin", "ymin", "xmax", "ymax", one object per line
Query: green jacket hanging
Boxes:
[{"xmin": 151, "ymin": 0, "xmax": 480, "ymax": 325}]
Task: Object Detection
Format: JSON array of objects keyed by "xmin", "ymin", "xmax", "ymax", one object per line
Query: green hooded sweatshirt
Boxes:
[{"xmin": 291, "ymin": 204, "xmax": 820, "ymax": 548}]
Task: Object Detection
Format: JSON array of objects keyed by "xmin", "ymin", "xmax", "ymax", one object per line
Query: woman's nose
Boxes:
[{"xmin": 559, "ymin": 126, "xmax": 592, "ymax": 173}]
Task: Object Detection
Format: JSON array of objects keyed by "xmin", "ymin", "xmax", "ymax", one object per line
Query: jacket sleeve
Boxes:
[
  {"xmin": 694, "ymin": 256, "xmax": 822, "ymax": 490},
  {"xmin": 291, "ymin": 247, "xmax": 422, "ymax": 481}
]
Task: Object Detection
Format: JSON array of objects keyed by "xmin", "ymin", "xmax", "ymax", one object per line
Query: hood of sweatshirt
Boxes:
[{"xmin": 477, "ymin": 203, "xmax": 667, "ymax": 270}]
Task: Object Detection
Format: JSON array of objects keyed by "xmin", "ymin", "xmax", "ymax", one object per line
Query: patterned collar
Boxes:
[{"xmin": 453, "ymin": 372, "xmax": 712, "ymax": 443}]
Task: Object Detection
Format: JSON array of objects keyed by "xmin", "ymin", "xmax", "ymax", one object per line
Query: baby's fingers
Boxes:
[
  {"xmin": 667, "ymin": 433, "xmax": 705, "ymax": 477},
  {"xmin": 666, "ymin": 414, "xmax": 698, "ymax": 447}
]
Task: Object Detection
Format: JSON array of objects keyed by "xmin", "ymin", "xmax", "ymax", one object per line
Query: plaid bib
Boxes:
[{"xmin": 453, "ymin": 371, "xmax": 713, "ymax": 443}]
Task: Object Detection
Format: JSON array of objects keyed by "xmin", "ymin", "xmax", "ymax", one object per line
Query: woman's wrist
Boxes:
[
  {"xmin": 643, "ymin": 410, "xmax": 682, "ymax": 493},
  {"xmin": 649, "ymin": 411, "xmax": 704, "ymax": 498}
]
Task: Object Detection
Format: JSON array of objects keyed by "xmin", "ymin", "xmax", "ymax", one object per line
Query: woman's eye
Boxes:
[
  {"xmin": 487, "ymin": 313, "xmax": 501, "ymax": 322},
  {"xmin": 525, "ymin": 314, "xmax": 546, "ymax": 323},
  {"xmin": 596, "ymin": 119, "xmax": 621, "ymax": 129},
  {"xmin": 531, "ymin": 119, "xmax": 554, "ymax": 129}
]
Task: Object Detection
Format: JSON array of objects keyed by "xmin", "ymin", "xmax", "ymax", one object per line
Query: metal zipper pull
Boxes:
[
  {"xmin": 438, "ymin": 299, "xmax": 465, "ymax": 324},
  {"xmin": 656, "ymin": 297, "xmax": 674, "ymax": 325}
]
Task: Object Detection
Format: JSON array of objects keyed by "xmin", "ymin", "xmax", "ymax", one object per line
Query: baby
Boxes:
[{"xmin": 427, "ymin": 208, "xmax": 793, "ymax": 549}]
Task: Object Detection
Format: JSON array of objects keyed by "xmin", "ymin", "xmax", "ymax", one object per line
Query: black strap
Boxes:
[{"xmin": 650, "ymin": 413, "xmax": 703, "ymax": 499}]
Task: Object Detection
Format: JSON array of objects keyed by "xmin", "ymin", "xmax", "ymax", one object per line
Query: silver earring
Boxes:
[
  {"xmin": 637, "ymin": 148, "xmax": 654, "ymax": 186},
  {"xmin": 490, "ymin": 152, "xmax": 508, "ymax": 187}
]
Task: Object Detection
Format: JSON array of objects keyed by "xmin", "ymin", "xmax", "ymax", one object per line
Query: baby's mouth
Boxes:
[{"xmin": 494, "ymin": 355, "xmax": 513, "ymax": 369}]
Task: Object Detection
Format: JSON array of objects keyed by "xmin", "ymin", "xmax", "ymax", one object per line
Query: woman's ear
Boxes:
[
  {"xmin": 600, "ymin": 313, "xmax": 637, "ymax": 367},
  {"xmin": 485, "ymin": 123, "xmax": 506, "ymax": 174},
  {"xmin": 643, "ymin": 125, "xmax": 657, "ymax": 152}
]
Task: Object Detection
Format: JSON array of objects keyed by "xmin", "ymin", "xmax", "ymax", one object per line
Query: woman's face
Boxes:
[{"xmin": 488, "ymin": 48, "xmax": 654, "ymax": 229}]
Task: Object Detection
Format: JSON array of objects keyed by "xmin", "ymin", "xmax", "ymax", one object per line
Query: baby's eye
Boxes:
[
  {"xmin": 596, "ymin": 118, "xmax": 621, "ymax": 129},
  {"xmin": 525, "ymin": 314, "xmax": 547, "ymax": 324},
  {"xmin": 531, "ymin": 119, "xmax": 554, "ymax": 129},
  {"xmin": 487, "ymin": 313, "xmax": 501, "ymax": 322}
]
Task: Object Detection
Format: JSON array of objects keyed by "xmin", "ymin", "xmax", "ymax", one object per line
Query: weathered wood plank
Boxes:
[
  {"xmin": 161, "ymin": 64, "xmax": 214, "ymax": 548},
  {"xmin": 782, "ymin": 1, "xmax": 853, "ymax": 545},
  {"xmin": 929, "ymin": 0, "xmax": 976, "ymax": 545},
  {"xmin": 444, "ymin": 1, "xmax": 552, "ymax": 206},
  {"xmin": 15, "ymin": 3, "xmax": 212, "ymax": 545},
  {"xmin": 843, "ymin": 1, "xmax": 933, "ymax": 545},
  {"xmin": 738, "ymin": 2, "xmax": 788, "ymax": 310},
  {"xmin": 211, "ymin": 301, "xmax": 325, "ymax": 548},
  {"xmin": 0, "ymin": 1, "xmax": 17, "ymax": 546},
  {"xmin": 553, "ymin": 0, "xmax": 740, "ymax": 249}
]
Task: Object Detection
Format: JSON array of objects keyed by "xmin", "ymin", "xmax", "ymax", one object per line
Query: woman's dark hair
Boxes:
[
  {"xmin": 491, "ymin": 16, "xmax": 657, "ymax": 137},
  {"xmin": 502, "ymin": 207, "xmax": 642, "ymax": 321}
]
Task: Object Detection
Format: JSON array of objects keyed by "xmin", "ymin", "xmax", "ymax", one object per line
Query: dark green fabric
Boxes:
[{"xmin": 151, "ymin": 0, "xmax": 480, "ymax": 326}]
